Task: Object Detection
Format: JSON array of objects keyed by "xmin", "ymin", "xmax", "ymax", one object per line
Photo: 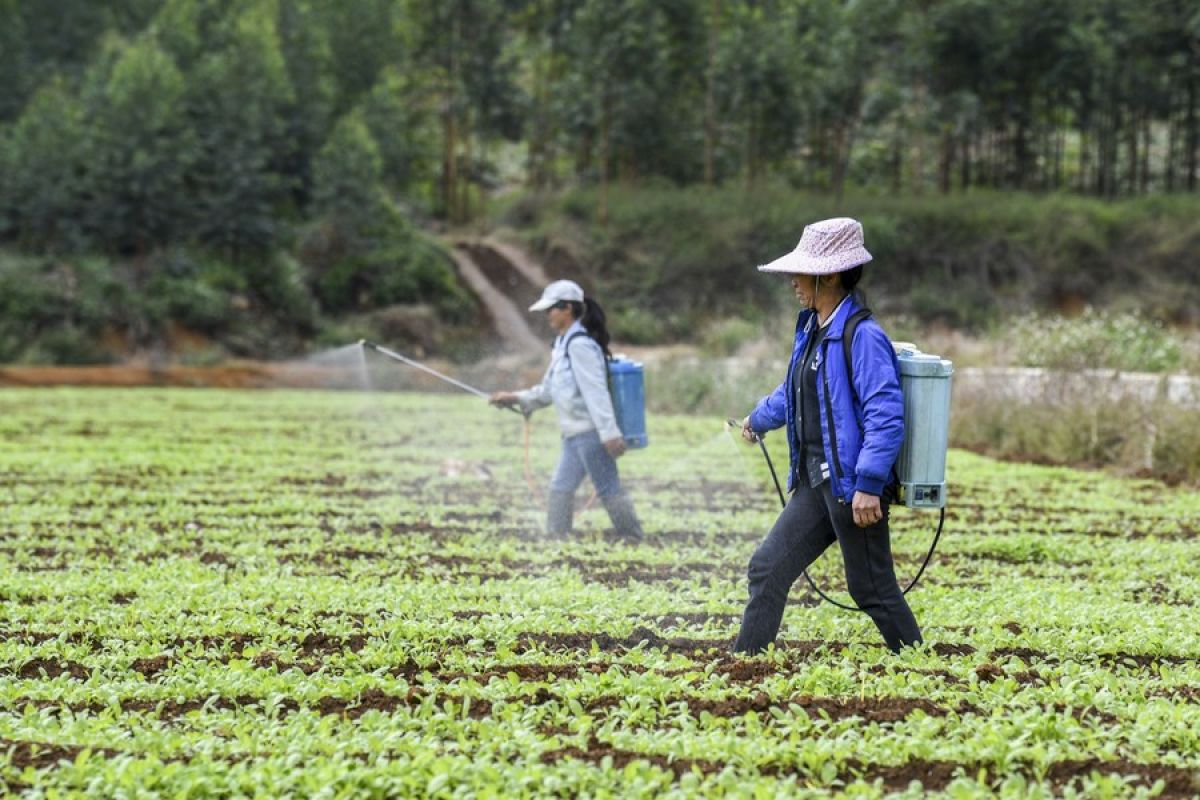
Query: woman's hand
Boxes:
[
  {"xmin": 740, "ymin": 416, "xmax": 759, "ymax": 443},
  {"xmin": 489, "ymin": 391, "xmax": 518, "ymax": 408},
  {"xmin": 852, "ymin": 491, "xmax": 883, "ymax": 528},
  {"xmin": 603, "ymin": 437, "xmax": 627, "ymax": 458}
]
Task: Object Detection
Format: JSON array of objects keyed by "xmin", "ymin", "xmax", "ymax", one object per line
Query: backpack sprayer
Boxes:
[{"xmin": 733, "ymin": 339, "xmax": 953, "ymax": 613}]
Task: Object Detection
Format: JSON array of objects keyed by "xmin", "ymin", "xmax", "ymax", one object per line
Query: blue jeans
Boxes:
[
  {"xmin": 550, "ymin": 430, "xmax": 623, "ymax": 498},
  {"xmin": 734, "ymin": 482, "xmax": 922, "ymax": 653}
]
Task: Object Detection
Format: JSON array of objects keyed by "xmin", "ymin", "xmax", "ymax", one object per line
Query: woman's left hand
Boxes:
[
  {"xmin": 852, "ymin": 491, "xmax": 883, "ymax": 528},
  {"xmin": 603, "ymin": 437, "xmax": 627, "ymax": 458}
]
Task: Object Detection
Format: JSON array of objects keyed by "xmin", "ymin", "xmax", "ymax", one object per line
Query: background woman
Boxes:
[
  {"xmin": 491, "ymin": 280, "xmax": 644, "ymax": 542},
  {"xmin": 735, "ymin": 218, "xmax": 921, "ymax": 654}
]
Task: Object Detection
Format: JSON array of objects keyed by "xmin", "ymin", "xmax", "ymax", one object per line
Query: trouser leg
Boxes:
[
  {"xmin": 573, "ymin": 431, "xmax": 642, "ymax": 541},
  {"xmin": 599, "ymin": 492, "xmax": 643, "ymax": 542},
  {"xmin": 734, "ymin": 487, "xmax": 836, "ymax": 655},
  {"xmin": 546, "ymin": 491, "xmax": 574, "ymax": 535},
  {"xmin": 547, "ymin": 438, "xmax": 587, "ymax": 534},
  {"xmin": 821, "ymin": 483, "xmax": 923, "ymax": 652}
]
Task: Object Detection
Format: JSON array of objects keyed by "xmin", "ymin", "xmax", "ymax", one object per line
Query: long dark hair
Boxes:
[
  {"xmin": 569, "ymin": 298, "xmax": 611, "ymax": 359},
  {"xmin": 838, "ymin": 265, "xmax": 867, "ymax": 306}
]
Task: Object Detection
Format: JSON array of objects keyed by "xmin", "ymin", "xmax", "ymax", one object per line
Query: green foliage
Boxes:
[
  {"xmin": 304, "ymin": 113, "xmax": 471, "ymax": 318},
  {"xmin": 183, "ymin": 2, "xmax": 294, "ymax": 255},
  {"xmin": 358, "ymin": 67, "xmax": 439, "ymax": 198},
  {"xmin": 0, "ymin": 80, "xmax": 88, "ymax": 249},
  {"xmin": 699, "ymin": 317, "xmax": 760, "ymax": 357},
  {"xmin": 82, "ymin": 34, "xmax": 194, "ymax": 252},
  {"xmin": 1007, "ymin": 310, "xmax": 1183, "ymax": 372},
  {"xmin": 0, "ymin": 255, "xmax": 133, "ymax": 362},
  {"xmin": 515, "ymin": 184, "xmax": 1200, "ymax": 334},
  {"xmin": 0, "ymin": 0, "xmax": 1198, "ymax": 362},
  {"xmin": 0, "ymin": 389, "xmax": 1198, "ymax": 795}
]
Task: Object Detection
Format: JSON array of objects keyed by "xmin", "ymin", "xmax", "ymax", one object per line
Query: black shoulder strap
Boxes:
[
  {"xmin": 842, "ymin": 307, "xmax": 872, "ymax": 397},
  {"xmin": 843, "ymin": 306, "xmax": 901, "ymax": 500}
]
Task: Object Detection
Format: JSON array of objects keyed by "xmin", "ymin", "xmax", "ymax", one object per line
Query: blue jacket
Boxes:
[{"xmin": 749, "ymin": 296, "xmax": 904, "ymax": 501}]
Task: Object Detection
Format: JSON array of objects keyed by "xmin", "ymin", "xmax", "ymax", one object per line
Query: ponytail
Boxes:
[{"xmin": 569, "ymin": 298, "xmax": 612, "ymax": 359}]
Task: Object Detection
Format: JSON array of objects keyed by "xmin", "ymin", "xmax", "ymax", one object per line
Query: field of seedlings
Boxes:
[{"xmin": 1, "ymin": 387, "xmax": 1199, "ymax": 798}]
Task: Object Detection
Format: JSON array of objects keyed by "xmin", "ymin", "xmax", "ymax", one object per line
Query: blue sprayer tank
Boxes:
[
  {"xmin": 895, "ymin": 347, "xmax": 953, "ymax": 508},
  {"xmin": 609, "ymin": 356, "xmax": 648, "ymax": 448}
]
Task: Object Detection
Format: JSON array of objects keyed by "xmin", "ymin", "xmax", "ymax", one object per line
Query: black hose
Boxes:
[{"xmin": 741, "ymin": 422, "xmax": 945, "ymax": 613}]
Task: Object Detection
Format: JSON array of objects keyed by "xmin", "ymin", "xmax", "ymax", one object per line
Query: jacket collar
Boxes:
[
  {"xmin": 554, "ymin": 319, "xmax": 587, "ymax": 349},
  {"xmin": 797, "ymin": 294, "xmax": 860, "ymax": 340}
]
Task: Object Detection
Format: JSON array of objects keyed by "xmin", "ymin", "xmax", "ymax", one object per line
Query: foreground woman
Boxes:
[
  {"xmin": 491, "ymin": 280, "xmax": 644, "ymax": 542},
  {"xmin": 735, "ymin": 218, "xmax": 921, "ymax": 654}
]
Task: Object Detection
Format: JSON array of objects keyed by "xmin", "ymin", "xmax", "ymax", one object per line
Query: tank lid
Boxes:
[
  {"xmin": 897, "ymin": 351, "xmax": 954, "ymax": 377},
  {"xmin": 609, "ymin": 357, "xmax": 643, "ymax": 370}
]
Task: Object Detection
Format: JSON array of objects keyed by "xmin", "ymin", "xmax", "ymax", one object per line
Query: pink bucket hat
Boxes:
[{"xmin": 757, "ymin": 217, "xmax": 873, "ymax": 275}]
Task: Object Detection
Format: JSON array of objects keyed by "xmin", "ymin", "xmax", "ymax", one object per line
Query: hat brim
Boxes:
[
  {"xmin": 528, "ymin": 297, "xmax": 555, "ymax": 312},
  {"xmin": 757, "ymin": 248, "xmax": 873, "ymax": 275}
]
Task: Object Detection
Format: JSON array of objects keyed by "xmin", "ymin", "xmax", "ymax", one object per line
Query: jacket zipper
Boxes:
[{"xmin": 820, "ymin": 346, "xmax": 846, "ymax": 503}]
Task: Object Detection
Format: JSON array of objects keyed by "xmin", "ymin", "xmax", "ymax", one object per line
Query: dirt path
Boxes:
[
  {"xmin": 481, "ymin": 237, "xmax": 552, "ymax": 287},
  {"xmin": 448, "ymin": 243, "xmax": 545, "ymax": 355}
]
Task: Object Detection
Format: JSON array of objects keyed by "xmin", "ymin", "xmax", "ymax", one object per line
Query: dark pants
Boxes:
[{"xmin": 734, "ymin": 482, "xmax": 922, "ymax": 654}]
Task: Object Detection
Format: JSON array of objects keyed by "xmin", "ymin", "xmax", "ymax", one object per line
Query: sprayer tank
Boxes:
[
  {"xmin": 609, "ymin": 357, "xmax": 648, "ymax": 449},
  {"xmin": 896, "ymin": 349, "xmax": 953, "ymax": 509}
]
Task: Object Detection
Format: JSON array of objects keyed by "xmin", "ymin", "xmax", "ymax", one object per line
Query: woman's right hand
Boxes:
[
  {"xmin": 489, "ymin": 391, "xmax": 518, "ymax": 408},
  {"xmin": 741, "ymin": 416, "xmax": 758, "ymax": 444}
]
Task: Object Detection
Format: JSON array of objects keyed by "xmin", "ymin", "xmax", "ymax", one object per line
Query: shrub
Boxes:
[
  {"xmin": 1006, "ymin": 309, "xmax": 1182, "ymax": 372},
  {"xmin": 951, "ymin": 391, "xmax": 1199, "ymax": 485}
]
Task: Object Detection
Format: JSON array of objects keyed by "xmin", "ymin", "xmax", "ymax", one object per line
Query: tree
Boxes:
[
  {"xmin": 404, "ymin": 0, "xmax": 525, "ymax": 222},
  {"xmin": 276, "ymin": 0, "xmax": 337, "ymax": 208},
  {"xmin": 81, "ymin": 35, "xmax": 193, "ymax": 253},
  {"xmin": 307, "ymin": 110, "xmax": 461, "ymax": 314},
  {"xmin": 182, "ymin": 1, "xmax": 295, "ymax": 255},
  {"xmin": 1, "ymin": 80, "xmax": 88, "ymax": 249}
]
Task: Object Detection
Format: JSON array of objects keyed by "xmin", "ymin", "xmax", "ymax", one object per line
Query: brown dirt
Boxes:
[
  {"xmin": 932, "ymin": 642, "xmax": 977, "ymax": 657},
  {"xmin": 866, "ymin": 664, "xmax": 965, "ymax": 684},
  {"xmin": 0, "ymin": 363, "xmax": 370, "ymax": 389},
  {"xmin": 1043, "ymin": 759, "xmax": 1200, "ymax": 798},
  {"xmin": 437, "ymin": 662, "xmax": 589, "ymax": 683},
  {"xmin": 0, "ymin": 738, "xmax": 119, "ymax": 769},
  {"xmin": 314, "ymin": 688, "xmax": 425, "ymax": 719},
  {"xmin": 120, "ymin": 694, "xmax": 300, "ymax": 719},
  {"xmin": 130, "ymin": 656, "xmax": 172, "ymax": 678},
  {"xmin": 540, "ymin": 735, "xmax": 723, "ymax": 778},
  {"xmin": 14, "ymin": 658, "xmax": 91, "ymax": 681},
  {"xmin": 990, "ymin": 646, "xmax": 1055, "ymax": 663},
  {"xmin": 298, "ymin": 633, "xmax": 368, "ymax": 658},
  {"xmin": 679, "ymin": 692, "xmax": 970, "ymax": 722},
  {"xmin": 514, "ymin": 628, "xmax": 731, "ymax": 655},
  {"xmin": 252, "ymin": 652, "xmax": 321, "ymax": 675},
  {"xmin": 974, "ymin": 663, "xmax": 1004, "ymax": 682}
]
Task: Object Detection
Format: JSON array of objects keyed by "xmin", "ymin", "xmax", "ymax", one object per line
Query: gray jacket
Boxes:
[{"xmin": 517, "ymin": 320, "xmax": 621, "ymax": 441}]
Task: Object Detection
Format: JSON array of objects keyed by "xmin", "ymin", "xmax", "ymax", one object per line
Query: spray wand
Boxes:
[
  {"xmin": 360, "ymin": 340, "xmax": 525, "ymax": 416},
  {"xmin": 360, "ymin": 340, "xmax": 545, "ymax": 500}
]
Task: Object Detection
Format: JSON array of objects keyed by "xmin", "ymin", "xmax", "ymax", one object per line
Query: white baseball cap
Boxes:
[{"xmin": 529, "ymin": 279, "xmax": 585, "ymax": 311}]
